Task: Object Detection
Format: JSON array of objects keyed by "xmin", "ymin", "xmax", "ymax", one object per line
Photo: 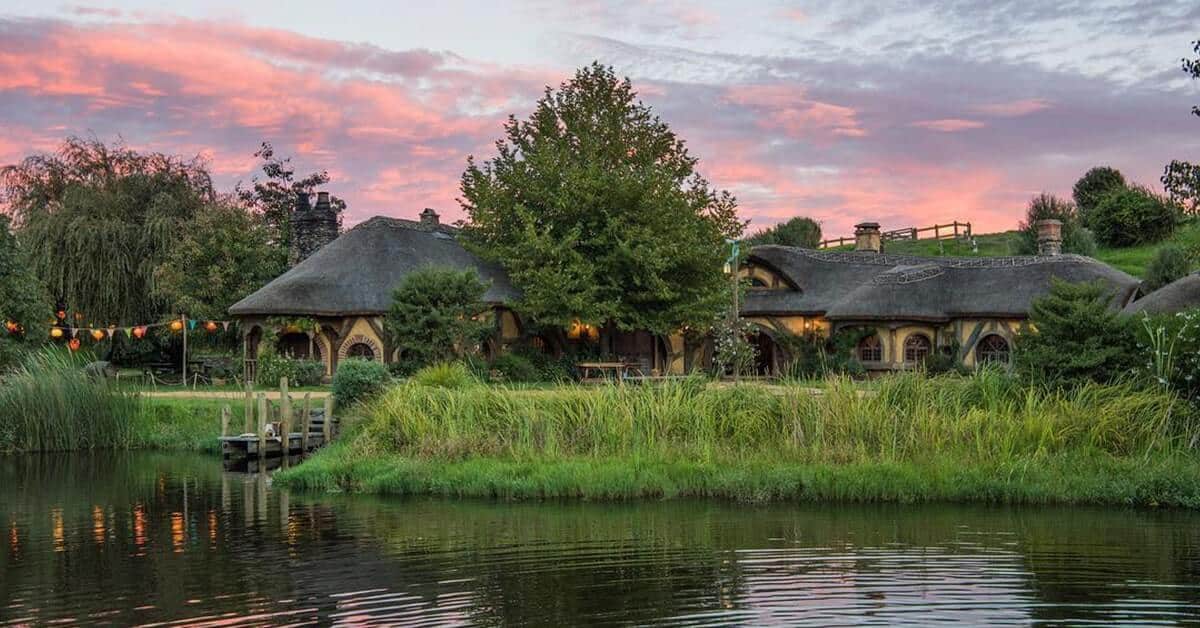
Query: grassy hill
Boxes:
[{"xmin": 830, "ymin": 221, "xmax": 1200, "ymax": 279}]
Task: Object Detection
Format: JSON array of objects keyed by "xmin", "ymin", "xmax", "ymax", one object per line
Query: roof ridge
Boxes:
[
  {"xmin": 355, "ymin": 215, "xmax": 460, "ymax": 235},
  {"xmin": 752, "ymin": 244, "xmax": 1099, "ymax": 269}
]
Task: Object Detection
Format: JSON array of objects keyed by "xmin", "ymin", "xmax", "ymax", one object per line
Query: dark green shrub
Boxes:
[
  {"xmin": 1089, "ymin": 186, "xmax": 1180, "ymax": 247},
  {"xmin": 784, "ymin": 330, "xmax": 865, "ymax": 379},
  {"xmin": 384, "ymin": 267, "xmax": 491, "ymax": 372},
  {"xmin": 1145, "ymin": 244, "xmax": 1193, "ymax": 291},
  {"xmin": 1014, "ymin": 279, "xmax": 1138, "ymax": 385},
  {"xmin": 332, "ymin": 359, "xmax": 391, "ymax": 406},
  {"xmin": 1073, "ymin": 166, "xmax": 1126, "ymax": 228},
  {"xmin": 412, "ymin": 362, "xmax": 478, "ymax": 389},
  {"xmin": 746, "ymin": 216, "xmax": 822, "ymax": 248},
  {"xmin": 488, "ymin": 353, "xmax": 541, "ymax": 383},
  {"xmin": 256, "ymin": 354, "xmax": 324, "ymax": 387}
]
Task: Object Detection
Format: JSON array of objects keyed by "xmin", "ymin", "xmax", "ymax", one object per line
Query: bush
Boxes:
[
  {"xmin": 746, "ymin": 216, "xmax": 822, "ymax": 248},
  {"xmin": 488, "ymin": 353, "xmax": 541, "ymax": 383},
  {"xmin": 1137, "ymin": 309, "xmax": 1200, "ymax": 406},
  {"xmin": 1015, "ymin": 193, "xmax": 1095, "ymax": 255},
  {"xmin": 412, "ymin": 362, "xmax": 478, "ymax": 389},
  {"xmin": 1145, "ymin": 244, "xmax": 1193, "ymax": 291},
  {"xmin": 384, "ymin": 267, "xmax": 490, "ymax": 372},
  {"xmin": 784, "ymin": 330, "xmax": 865, "ymax": 379},
  {"xmin": 1073, "ymin": 166, "xmax": 1126, "ymax": 228},
  {"xmin": 1089, "ymin": 186, "xmax": 1180, "ymax": 247},
  {"xmin": 332, "ymin": 359, "xmax": 391, "ymax": 407},
  {"xmin": 256, "ymin": 354, "xmax": 325, "ymax": 387},
  {"xmin": 1014, "ymin": 279, "xmax": 1138, "ymax": 385}
]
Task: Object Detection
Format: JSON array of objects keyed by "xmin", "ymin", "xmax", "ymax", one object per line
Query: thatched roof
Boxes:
[
  {"xmin": 1125, "ymin": 272, "xmax": 1200, "ymax": 315},
  {"xmin": 229, "ymin": 217, "xmax": 519, "ymax": 317},
  {"xmin": 744, "ymin": 246, "xmax": 1141, "ymax": 322}
]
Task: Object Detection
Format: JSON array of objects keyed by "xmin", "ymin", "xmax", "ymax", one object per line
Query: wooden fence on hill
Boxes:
[{"xmin": 818, "ymin": 221, "xmax": 972, "ymax": 249}]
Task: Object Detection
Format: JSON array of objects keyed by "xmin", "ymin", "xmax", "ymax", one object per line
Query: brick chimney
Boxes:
[
  {"xmin": 419, "ymin": 207, "xmax": 440, "ymax": 228},
  {"xmin": 290, "ymin": 190, "xmax": 340, "ymax": 266},
  {"xmin": 1035, "ymin": 219, "xmax": 1062, "ymax": 256},
  {"xmin": 854, "ymin": 222, "xmax": 882, "ymax": 253}
]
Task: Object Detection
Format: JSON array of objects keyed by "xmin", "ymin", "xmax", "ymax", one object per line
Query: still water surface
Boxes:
[{"xmin": 2, "ymin": 453, "xmax": 1199, "ymax": 626}]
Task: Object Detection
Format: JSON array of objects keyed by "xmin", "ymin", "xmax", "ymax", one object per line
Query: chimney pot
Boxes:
[
  {"xmin": 315, "ymin": 191, "xmax": 331, "ymax": 207},
  {"xmin": 854, "ymin": 222, "xmax": 882, "ymax": 253},
  {"xmin": 295, "ymin": 191, "xmax": 311, "ymax": 213},
  {"xmin": 420, "ymin": 207, "xmax": 440, "ymax": 227},
  {"xmin": 1035, "ymin": 219, "xmax": 1062, "ymax": 256}
]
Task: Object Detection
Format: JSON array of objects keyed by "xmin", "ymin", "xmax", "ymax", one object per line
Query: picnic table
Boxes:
[{"xmin": 577, "ymin": 361, "xmax": 647, "ymax": 383}]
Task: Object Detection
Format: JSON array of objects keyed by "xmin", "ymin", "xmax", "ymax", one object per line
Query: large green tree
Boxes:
[
  {"xmin": 384, "ymin": 268, "xmax": 491, "ymax": 372},
  {"xmin": 236, "ymin": 141, "xmax": 345, "ymax": 250},
  {"xmin": 460, "ymin": 63, "xmax": 743, "ymax": 334},
  {"xmin": 0, "ymin": 215, "xmax": 47, "ymax": 367},
  {"xmin": 153, "ymin": 202, "xmax": 286, "ymax": 320},
  {"xmin": 0, "ymin": 137, "xmax": 213, "ymax": 324},
  {"xmin": 1072, "ymin": 166, "xmax": 1126, "ymax": 228},
  {"xmin": 746, "ymin": 216, "xmax": 822, "ymax": 248},
  {"xmin": 1162, "ymin": 39, "xmax": 1200, "ymax": 215}
]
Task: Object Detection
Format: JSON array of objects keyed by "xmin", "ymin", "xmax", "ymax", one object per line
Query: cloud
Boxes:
[
  {"xmin": 972, "ymin": 99, "xmax": 1053, "ymax": 117},
  {"xmin": 911, "ymin": 118, "xmax": 986, "ymax": 132}
]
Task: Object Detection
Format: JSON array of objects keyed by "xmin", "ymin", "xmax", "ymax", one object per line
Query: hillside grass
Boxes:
[
  {"xmin": 276, "ymin": 373, "xmax": 1200, "ymax": 506},
  {"xmin": 830, "ymin": 221, "xmax": 1200, "ymax": 279}
]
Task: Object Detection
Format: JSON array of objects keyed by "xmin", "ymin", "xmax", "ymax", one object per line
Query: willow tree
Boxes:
[
  {"xmin": 0, "ymin": 137, "xmax": 214, "ymax": 324},
  {"xmin": 460, "ymin": 63, "xmax": 743, "ymax": 335}
]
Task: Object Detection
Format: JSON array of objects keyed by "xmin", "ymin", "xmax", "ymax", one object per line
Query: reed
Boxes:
[
  {"xmin": 277, "ymin": 370, "xmax": 1200, "ymax": 505},
  {"xmin": 0, "ymin": 349, "xmax": 141, "ymax": 452}
]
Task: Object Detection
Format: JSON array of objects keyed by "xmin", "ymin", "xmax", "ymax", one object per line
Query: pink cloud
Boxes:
[
  {"xmin": 972, "ymin": 98, "xmax": 1053, "ymax": 117},
  {"xmin": 910, "ymin": 118, "xmax": 986, "ymax": 132},
  {"xmin": 725, "ymin": 85, "xmax": 867, "ymax": 141}
]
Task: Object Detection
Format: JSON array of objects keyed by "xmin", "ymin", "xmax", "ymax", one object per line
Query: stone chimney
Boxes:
[
  {"xmin": 854, "ymin": 222, "xmax": 882, "ymax": 253},
  {"xmin": 1035, "ymin": 219, "xmax": 1062, "ymax": 256},
  {"xmin": 290, "ymin": 190, "xmax": 340, "ymax": 266},
  {"xmin": 419, "ymin": 207, "xmax": 440, "ymax": 228}
]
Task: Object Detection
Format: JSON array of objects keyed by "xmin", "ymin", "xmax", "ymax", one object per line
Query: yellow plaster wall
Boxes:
[
  {"xmin": 337, "ymin": 317, "xmax": 385, "ymax": 364},
  {"xmin": 499, "ymin": 308, "xmax": 521, "ymax": 341},
  {"xmin": 953, "ymin": 318, "xmax": 1021, "ymax": 368}
]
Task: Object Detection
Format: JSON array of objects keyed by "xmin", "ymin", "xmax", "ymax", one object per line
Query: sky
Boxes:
[{"xmin": 1, "ymin": 1, "xmax": 1198, "ymax": 237}]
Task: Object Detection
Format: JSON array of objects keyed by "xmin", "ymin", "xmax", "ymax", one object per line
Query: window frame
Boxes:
[
  {"xmin": 857, "ymin": 334, "xmax": 883, "ymax": 362},
  {"xmin": 975, "ymin": 334, "xmax": 1011, "ymax": 365},
  {"xmin": 903, "ymin": 334, "xmax": 932, "ymax": 363}
]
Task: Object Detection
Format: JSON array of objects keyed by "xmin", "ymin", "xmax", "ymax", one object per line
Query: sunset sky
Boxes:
[{"xmin": 1, "ymin": 1, "xmax": 1197, "ymax": 236}]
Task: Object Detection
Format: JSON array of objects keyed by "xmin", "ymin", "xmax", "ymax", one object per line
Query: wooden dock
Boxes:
[{"xmin": 218, "ymin": 377, "xmax": 338, "ymax": 463}]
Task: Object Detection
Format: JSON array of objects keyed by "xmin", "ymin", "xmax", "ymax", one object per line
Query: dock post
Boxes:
[
  {"xmin": 257, "ymin": 393, "xmax": 268, "ymax": 458},
  {"xmin": 301, "ymin": 393, "xmax": 311, "ymax": 452},
  {"xmin": 221, "ymin": 404, "xmax": 231, "ymax": 438},
  {"xmin": 323, "ymin": 396, "xmax": 334, "ymax": 443},
  {"xmin": 280, "ymin": 378, "xmax": 290, "ymax": 459},
  {"xmin": 243, "ymin": 380, "xmax": 253, "ymax": 433}
]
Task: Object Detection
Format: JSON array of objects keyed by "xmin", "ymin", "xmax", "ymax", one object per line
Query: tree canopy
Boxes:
[
  {"xmin": 384, "ymin": 267, "xmax": 491, "ymax": 372},
  {"xmin": 1014, "ymin": 279, "xmax": 1137, "ymax": 385},
  {"xmin": 746, "ymin": 216, "xmax": 822, "ymax": 248},
  {"xmin": 1015, "ymin": 193, "xmax": 1096, "ymax": 256},
  {"xmin": 0, "ymin": 137, "xmax": 213, "ymax": 324},
  {"xmin": 1162, "ymin": 39, "xmax": 1200, "ymax": 215},
  {"xmin": 0, "ymin": 215, "xmax": 47, "ymax": 367},
  {"xmin": 1072, "ymin": 166, "xmax": 1126, "ymax": 228},
  {"xmin": 153, "ymin": 202, "xmax": 286, "ymax": 320},
  {"xmin": 460, "ymin": 63, "xmax": 743, "ymax": 334}
]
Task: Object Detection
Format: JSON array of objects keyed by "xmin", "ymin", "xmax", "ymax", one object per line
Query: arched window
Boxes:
[
  {"xmin": 857, "ymin": 334, "xmax": 882, "ymax": 362},
  {"xmin": 975, "ymin": 334, "xmax": 1010, "ymax": 364},
  {"xmin": 749, "ymin": 277, "xmax": 769, "ymax": 288},
  {"xmin": 904, "ymin": 334, "xmax": 932, "ymax": 363},
  {"xmin": 345, "ymin": 342, "xmax": 375, "ymax": 361}
]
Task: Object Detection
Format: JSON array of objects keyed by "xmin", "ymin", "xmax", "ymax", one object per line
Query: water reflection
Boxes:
[{"xmin": 1, "ymin": 452, "xmax": 1198, "ymax": 626}]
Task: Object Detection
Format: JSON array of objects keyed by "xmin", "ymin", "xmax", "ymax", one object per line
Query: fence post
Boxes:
[
  {"xmin": 323, "ymin": 396, "xmax": 334, "ymax": 444},
  {"xmin": 220, "ymin": 404, "xmax": 230, "ymax": 438},
  {"xmin": 243, "ymin": 380, "xmax": 253, "ymax": 434},
  {"xmin": 280, "ymin": 377, "xmax": 290, "ymax": 462},
  {"xmin": 256, "ymin": 393, "xmax": 268, "ymax": 459},
  {"xmin": 301, "ymin": 393, "xmax": 311, "ymax": 452}
]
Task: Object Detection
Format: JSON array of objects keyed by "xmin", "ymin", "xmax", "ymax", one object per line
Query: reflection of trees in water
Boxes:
[{"xmin": 3, "ymin": 454, "xmax": 1200, "ymax": 625}]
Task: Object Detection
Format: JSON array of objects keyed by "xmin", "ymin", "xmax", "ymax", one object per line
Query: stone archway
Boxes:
[
  {"xmin": 338, "ymin": 333, "xmax": 383, "ymax": 363},
  {"xmin": 746, "ymin": 324, "xmax": 790, "ymax": 377}
]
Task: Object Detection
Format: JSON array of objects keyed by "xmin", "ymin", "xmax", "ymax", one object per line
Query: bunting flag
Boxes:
[
  {"xmin": 221, "ymin": 321, "xmax": 230, "ymax": 332},
  {"xmin": 187, "ymin": 319, "xmax": 198, "ymax": 331},
  {"xmin": 47, "ymin": 316, "xmax": 237, "ymax": 341}
]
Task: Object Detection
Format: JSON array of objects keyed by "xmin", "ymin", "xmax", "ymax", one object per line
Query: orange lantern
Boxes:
[
  {"xmin": 204, "ymin": 320, "xmax": 219, "ymax": 333},
  {"xmin": 50, "ymin": 327, "xmax": 64, "ymax": 339},
  {"xmin": 67, "ymin": 338, "xmax": 81, "ymax": 351},
  {"xmin": 91, "ymin": 329, "xmax": 105, "ymax": 341},
  {"xmin": 55, "ymin": 309, "xmax": 66, "ymax": 320},
  {"xmin": 169, "ymin": 319, "xmax": 184, "ymax": 332},
  {"xmin": 4, "ymin": 320, "xmax": 18, "ymax": 334},
  {"xmin": 132, "ymin": 326, "xmax": 147, "ymax": 339}
]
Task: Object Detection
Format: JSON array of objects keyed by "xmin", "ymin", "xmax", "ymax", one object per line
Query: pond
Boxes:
[{"xmin": 2, "ymin": 453, "xmax": 1199, "ymax": 626}]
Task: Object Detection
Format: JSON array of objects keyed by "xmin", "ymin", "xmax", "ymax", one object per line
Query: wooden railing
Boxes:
[{"xmin": 819, "ymin": 221, "xmax": 972, "ymax": 249}]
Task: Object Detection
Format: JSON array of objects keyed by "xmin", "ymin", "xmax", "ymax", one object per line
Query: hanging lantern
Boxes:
[
  {"xmin": 132, "ymin": 326, "xmax": 147, "ymax": 339},
  {"xmin": 169, "ymin": 319, "xmax": 184, "ymax": 332},
  {"xmin": 91, "ymin": 329, "xmax": 105, "ymax": 341},
  {"xmin": 67, "ymin": 338, "xmax": 81, "ymax": 352},
  {"xmin": 50, "ymin": 327, "xmax": 64, "ymax": 339},
  {"xmin": 204, "ymin": 320, "xmax": 219, "ymax": 333},
  {"xmin": 5, "ymin": 320, "xmax": 18, "ymax": 334}
]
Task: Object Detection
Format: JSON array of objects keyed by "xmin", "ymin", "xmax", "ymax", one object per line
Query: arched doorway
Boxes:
[
  {"xmin": 277, "ymin": 332, "xmax": 315, "ymax": 359},
  {"xmin": 345, "ymin": 342, "xmax": 375, "ymax": 360},
  {"xmin": 749, "ymin": 329, "xmax": 786, "ymax": 376}
]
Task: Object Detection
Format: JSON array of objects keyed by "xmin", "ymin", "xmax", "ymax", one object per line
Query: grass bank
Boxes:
[
  {"xmin": 276, "ymin": 371, "xmax": 1200, "ymax": 506},
  {"xmin": 0, "ymin": 350, "xmax": 228, "ymax": 453}
]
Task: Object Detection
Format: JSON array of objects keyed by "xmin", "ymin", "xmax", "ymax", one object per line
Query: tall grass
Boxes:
[
  {"xmin": 278, "ymin": 371, "xmax": 1200, "ymax": 504},
  {"xmin": 0, "ymin": 349, "xmax": 142, "ymax": 452}
]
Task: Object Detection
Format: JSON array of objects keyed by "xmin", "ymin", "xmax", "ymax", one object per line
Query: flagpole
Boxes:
[{"xmin": 181, "ymin": 313, "xmax": 187, "ymax": 386}]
